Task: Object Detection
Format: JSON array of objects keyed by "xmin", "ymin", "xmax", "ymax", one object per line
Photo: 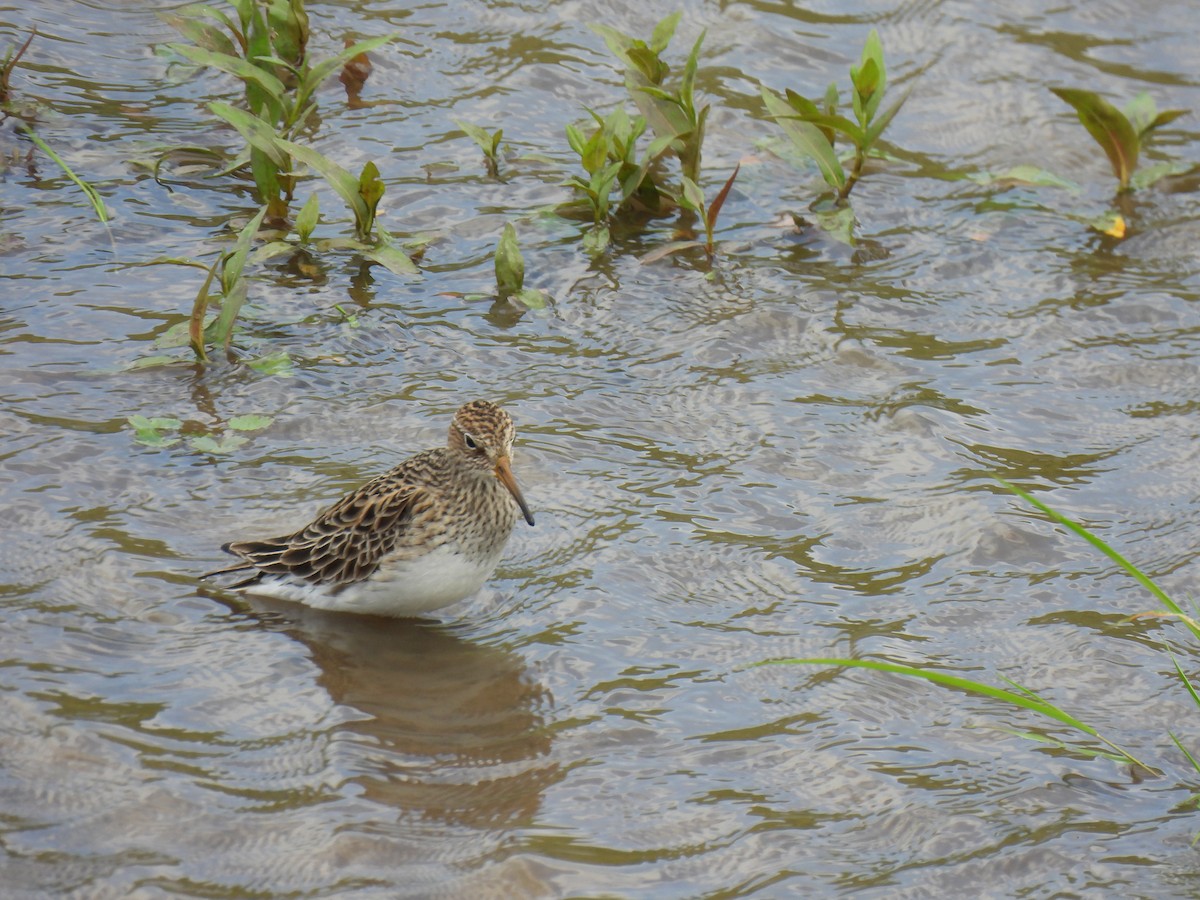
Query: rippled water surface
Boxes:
[{"xmin": 2, "ymin": 0, "xmax": 1200, "ymax": 896}]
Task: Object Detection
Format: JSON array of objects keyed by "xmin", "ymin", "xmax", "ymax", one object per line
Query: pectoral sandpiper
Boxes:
[{"xmin": 203, "ymin": 400, "xmax": 534, "ymax": 617}]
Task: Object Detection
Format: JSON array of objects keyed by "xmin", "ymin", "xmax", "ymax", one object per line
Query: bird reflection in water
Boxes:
[{"xmin": 233, "ymin": 597, "xmax": 560, "ymax": 835}]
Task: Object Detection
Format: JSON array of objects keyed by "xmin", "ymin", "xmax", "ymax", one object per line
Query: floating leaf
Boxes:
[
  {"xmin": 362, "ymin": 229, "xmax": 419, "ymax": 276},
  {"xmin": 128, "ymin": 415, "xmax": 183, "ymax": 447},
  {"xmin": 189, "ymin": 434, "xmax": 248, "ymax": 454},
  {"xmin": 811, "ymin": 203, "xmax": 856, "ymax": 245},
  {"xmin": 228, "ymin": 414, "xmax": 274, "ymax": 431},
  {"xmin": 967, "ymin": 165, "xmax": 1080, "ymax": 190},
  {"xmin": 514, "ymin": 288, "xmax": 548, "ymax": 310},
  {"xmin": 247, "ymin": 350, "xmax": 294, "ymax": 376}
]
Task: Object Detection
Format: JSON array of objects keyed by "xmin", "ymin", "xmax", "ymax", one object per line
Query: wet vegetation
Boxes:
[{"xmin": 5, "ymin": 5, "xmax": 1193, "ymax": 359}]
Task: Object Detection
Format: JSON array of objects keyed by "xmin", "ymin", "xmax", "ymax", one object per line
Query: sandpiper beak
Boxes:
[{"xmin": 495, "ymin": 455, "xmax": 535, "ymax": 526}]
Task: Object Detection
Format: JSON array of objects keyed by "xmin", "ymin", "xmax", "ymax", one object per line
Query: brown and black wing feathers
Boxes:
[{"xmin": 208, "ymin": 480, "xmax": 424, "ymax": 590}]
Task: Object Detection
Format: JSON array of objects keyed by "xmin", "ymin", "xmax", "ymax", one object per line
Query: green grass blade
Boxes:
[
  {"xmin": 1170, "ymin": 731, "xmax": 1200, "ymax": 776},
  {"xmin": 17, "ymin": 124, "xmax": 108, "ymax": 222},
  {"xmin": 1171, "ymin": 654, "xmax": 1200, "ymax": 712},
  {"xmin": 998, "ymin": 479, "xmax": 1183, "ymax": 617},
  {"xmin": 756, "ymin": 656, "xmax": 1154, "ymax": 771},
  {"xmin": 759, "ymin": 657, "xmax": 1095, "ymax": 732}
]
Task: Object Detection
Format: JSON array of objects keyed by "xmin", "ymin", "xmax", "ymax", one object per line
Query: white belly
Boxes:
[{"xmin": 243, "ymin": 544, "xmax": 504, "ymax": 617}]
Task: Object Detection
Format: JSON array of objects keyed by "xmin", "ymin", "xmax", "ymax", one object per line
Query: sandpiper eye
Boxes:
[{"xmin": 463, "ymin": 434, "xmax": 479, "ymax": 450}]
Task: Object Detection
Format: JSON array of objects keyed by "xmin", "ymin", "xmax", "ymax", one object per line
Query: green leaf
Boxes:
[
  {"xmin": 966, "ymin": 165, "xmax": 1080, "ymax": 190},
  {"xmin": 582, "ymin": 224, "xmax": 610, "ymax": 255},
  {"xmin": 249, "ymin": 241, "xmax": 294, "ymax": 265},
  {"xmin": 754, "ymin": 656, "xmax": 1153, "ymax": 771},
  {"xmin": 454, "ymin": 119, "xmax": 495, "ymax": 155},
  {"xmin": 998, "ymin": 479, "xmax": 1184, "ymax": 619},
  {"xmin": 863, "ymin": 84, "xmax": 910, "ymax": 148},
  {"xmin": 189, "ymin": 434, "xmax": 248, "ymax": 454},
  {"xmin": 589, "ymin": 22, "xmax": 637, "ymax": 70},
  {"xmin": 228, "ymin": 413, "xmax": 273, "ymax": 431},
  {"xmin": 1129, "ymin": 160, "xmax": 1195, "ymax": 191},
  {"xmin": 221, "ymin": 205, "xmax": 268, "ymax": 294},
  {"xmin": 679, "ymin": 175, "xmax": 705, "ymax": 213},
  {"xmin": 850, "ymin": 56, "xmax": 880, "ymax": 126},
  {"xmin": 680, "ymin": 29, "xmax": 706, "ymax": 116},
  {"xmin": 565, "ymin": 123, "xmax": 587, "ymax": 158},
  {"xmin": 650, "ymin": 11, "xmax": 681, "ymax": 53},
  {"xmin": 159, "ymin": 12, "xmax": 238, "ymax": 57},
  {"xmin": 275, "ymin": 138, "xmax": 367, "ymax": 225},
  {"xmin": 247, "ymin": 350, "xmax": 294, "ymax": 376},
  {"xmin": 581, "ymin": 127, "xmax": 609, "ymax": 175},
  {"xmin": 126, "ymin": 354, "xmax": 180, "ymax": 370},
  {"xmin": 853, "ymin": 29, "xmax": 886, "ymax": 122},
  {"xmin": 494, "ymin": 222, "xmax": 524, "ymax": 296},
  {"xmin": 294, "ymin": 192, "xmax": 319, "ymax": 240},
  {"xmin": 168, "ymin": 43, "xmax": 286, "ymax": 103},
  {"xmin": 639, "ymin": 239, "xmax": 702, "ymax": 264},
  {"xmin": 209, "ymin": 102, "xmax": 287, "ymax": 167},
  {"xmin": 356, "ymin": 160, "xmax": 384, "ymax": 238},
  {"xmin": 211, "ymin": 278, "xmax": 247, "ymax": 349},
  {"xmin": 128, "ymin": 415, "xmax": 183, "ymax": 447},
  {"xmin": 762, "ymin": 87, "xmax": 845, "ymax": 188},
  {"xmin": 1051, "ymin": 87, "xmax": 1139, "ymax": 190},
  {"xmin": 514, "ymin": 287, "xmax": 547, "ymax": 310},
  {"xmin": 296, "ymin": 33, "xmax": 395, "ymax": 112},
  {"xmin": 361, "ymin": 229, "xmax": 419, "ymax": 276},
  {"xmin": 15, "ymin": 124, "xmax": 109, "ymax": 223},
  {"xmin": 791, "ymin": 109, "xmax": 867, "ymax": 149}
]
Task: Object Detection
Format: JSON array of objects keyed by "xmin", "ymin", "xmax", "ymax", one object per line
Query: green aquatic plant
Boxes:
[
  {"xmin": 1, "ymin": 30, "xmax": 108, "ymax": 223},
  {"xmin": 163, "ymin": 0, "xmax": 394, "ymax": 221},
  {"xmin": 1050, "ymin": 88, "xmax": 1188, "ymax": 193},
  {"xmin": 591, "ymin": 12, "xmax": 708, "ymax": 185},
  {"xmin": 643, "ymin": 163, "xmax": 740, "ymax": 264},
  {"xmin": 14, "ymin": 123, "xmax": 109, "ymax": 223},
  {"xmin": 454, "ymin": 119, "xmax": 504, "ymax": 178},
  {"xmin": 189, "ymin": 206, "xmax": 268, "ymax": 362},
  {"xmin": 127, "ymin": 412, "xmax": 273, "ymax": 453},
  {"xmin": 759, "ymin": 479, "xmax": 1200, "ymax": 776},
  {"xmin": 763, "ymin": 29, "xmax": 909, "ymax": 242},
  {"xmin": 564, "ymin": 117, "xmax": 624, "ymax": 253},
  {"xmin": 494, "ymin": 224, "xmax": 547, "ymax": 309}
]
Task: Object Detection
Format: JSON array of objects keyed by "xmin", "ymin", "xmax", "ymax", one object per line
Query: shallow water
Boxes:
[{"xmin": 2, "ymin": 0, "xmax": 1200, "ymax": 896}]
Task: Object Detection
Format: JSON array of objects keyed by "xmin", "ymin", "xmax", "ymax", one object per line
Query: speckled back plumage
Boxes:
[{"xmin": 204, "ymin": 400, "xmax": 534, "ymax": 615}]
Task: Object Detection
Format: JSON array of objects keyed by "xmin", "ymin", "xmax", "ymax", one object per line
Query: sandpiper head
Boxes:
[{"xmin": 449, "ymin": 400, "xmax": 535, "ymax": 526}]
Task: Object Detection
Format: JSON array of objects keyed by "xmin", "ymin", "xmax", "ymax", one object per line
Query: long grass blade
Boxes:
[
  {"xmin": 756, "ymin": 656, "xmax": 1154, "ymax": 771},
  {"xmin": 998, "ymin": 479, "xmax": 1183, "ymax": 617},
  {"xmin": 17, "ymin": 124, "xmax": 109, "ymax": 223}
]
